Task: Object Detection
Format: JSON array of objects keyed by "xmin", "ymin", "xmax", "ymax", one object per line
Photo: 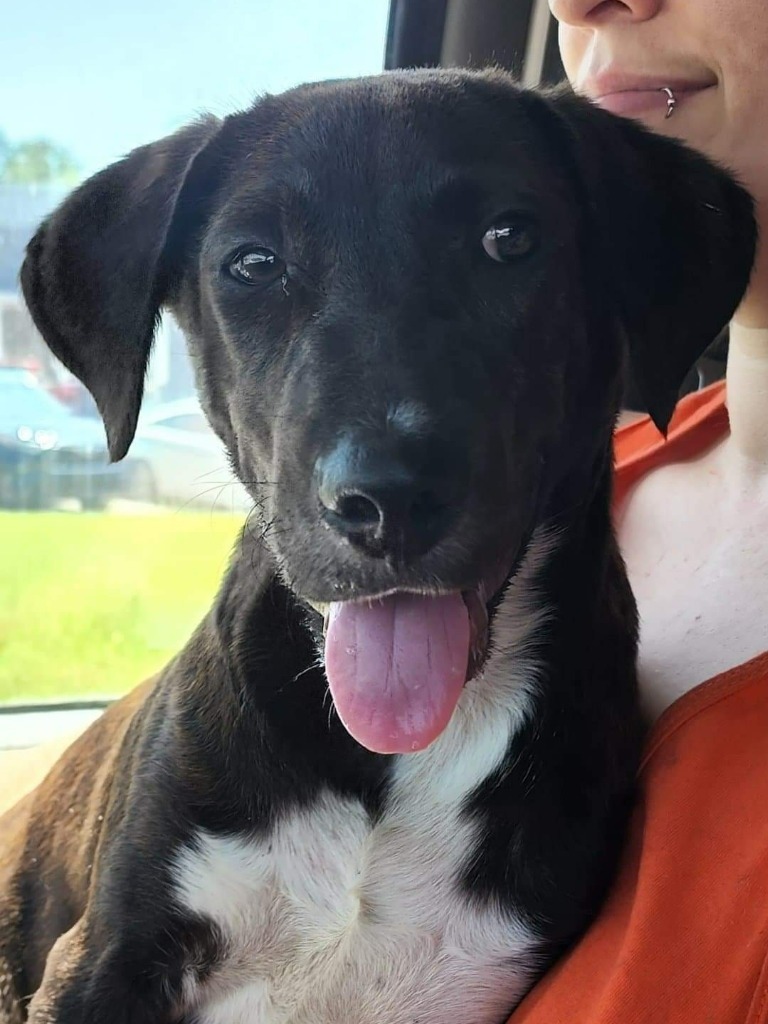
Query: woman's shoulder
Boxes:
[
  {"xmin": 613, "ymin": 382, "xmax": 728, "ymax": 506},
  {"xmin": 614, "ymin": 379, "xmax": 768, "ymax": 712},
  {"xmin": 510, "ymin": 651, "xmax": 768, "ymax": 1024}
]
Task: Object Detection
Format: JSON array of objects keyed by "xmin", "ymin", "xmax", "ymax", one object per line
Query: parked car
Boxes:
[
  {"xmin": 0, "ymin": 368, "xmax": 128, "ymax": 509},
  {"xmin": 130, "ymin": 398, "xmax": 251, "ymax": 511}
]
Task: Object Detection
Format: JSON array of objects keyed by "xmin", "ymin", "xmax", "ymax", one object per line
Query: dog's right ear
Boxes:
[
  {"xmin": 20, "ymin": 116, "xmax": 221, "ymax": 461},
  {"xmin": 530, "ymin": 87, "xmax": 756, "ymax": 434}
]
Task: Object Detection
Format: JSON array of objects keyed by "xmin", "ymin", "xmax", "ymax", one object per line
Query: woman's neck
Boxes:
[
  {"xmin": 721, "ymin": 216, "xmax": 768, "ymax": 478},
  {"xmin": 721, "ymin": 322, "xmax": 768, "ymax": 490}
]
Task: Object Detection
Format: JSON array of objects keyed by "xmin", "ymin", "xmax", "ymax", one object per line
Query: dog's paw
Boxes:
[
  {"xmin": 26, "ymin": 924, "xmax": 177, "ymax": 1024},
  {"xmin": 28, "ymin": 981, "xmax": 173, "ymax": 1024}
]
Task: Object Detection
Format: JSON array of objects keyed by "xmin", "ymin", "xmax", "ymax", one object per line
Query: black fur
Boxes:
[{"xmin": 1, "ymin": 68, "xmax": 755, "ymax": 1022}]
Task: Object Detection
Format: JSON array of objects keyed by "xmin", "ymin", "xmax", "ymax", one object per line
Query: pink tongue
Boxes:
[{"xmin": 324, "ymin": 592, "xmax": 470, "ymax": 754}]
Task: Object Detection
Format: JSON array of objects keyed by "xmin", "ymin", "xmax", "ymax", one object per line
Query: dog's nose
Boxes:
[{"xmin": 315, "ymin": 437, "xmax": 459, "ymax": 561}]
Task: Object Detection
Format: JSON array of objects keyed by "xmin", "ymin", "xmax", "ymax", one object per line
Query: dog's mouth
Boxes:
[{"xmin": 308, "ymin": 556, "xmax": 517, "ymax": 756}]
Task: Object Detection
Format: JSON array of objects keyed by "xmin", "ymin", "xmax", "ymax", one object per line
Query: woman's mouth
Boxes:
[
  {"xmin": 581, "ymin": 73, "xmax": 717, "ymax": 120},
  {"xmin": 593, "ymin": 86, "xmax": 711, "ymax": 118}
]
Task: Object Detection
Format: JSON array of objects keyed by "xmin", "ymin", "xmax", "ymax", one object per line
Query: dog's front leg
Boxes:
[{"xmin": 26, "ymin": 918, "xmax": 187, "ymax": 1024}]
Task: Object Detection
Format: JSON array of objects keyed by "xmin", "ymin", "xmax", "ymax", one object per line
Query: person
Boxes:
[{"xmin": 509, "ymin": 2, "xmax": 768, "ymax": 1021}]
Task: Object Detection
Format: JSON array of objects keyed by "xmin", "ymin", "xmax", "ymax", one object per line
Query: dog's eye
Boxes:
[
  {"xmin": 228, "ymin": 248, "xmax": 286, "ymax": 285},
  {"xmin": 482, "ymin": 219, "xmax": 537, "ymax": 262}
]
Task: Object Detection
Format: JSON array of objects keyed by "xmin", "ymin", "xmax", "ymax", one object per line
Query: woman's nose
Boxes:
[{"xmin": 549, "ymin": 0, "xmax": 662, "ymax": 28}]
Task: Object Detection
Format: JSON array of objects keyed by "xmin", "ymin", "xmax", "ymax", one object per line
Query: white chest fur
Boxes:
[{"xmin": 172, "ymin": 536, "xmax": 553, "ymax": 1024}]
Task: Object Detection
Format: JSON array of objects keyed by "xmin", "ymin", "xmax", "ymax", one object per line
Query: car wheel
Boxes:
[
  {"xmin": 81, "ymin": 492, "xmax": 108, "ymax": 511},
  {"xmin": 0, "ymin": 471, "xmax": 19, "ymax": 509},
  {"xmin": 129, "ymin": 461, "xmax": 158, "ymax": 504}
]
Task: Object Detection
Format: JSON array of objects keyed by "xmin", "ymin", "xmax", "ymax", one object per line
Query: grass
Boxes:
[{"xmin": 0, "ymin": 511, "xmax": 244, "ymax": 703}]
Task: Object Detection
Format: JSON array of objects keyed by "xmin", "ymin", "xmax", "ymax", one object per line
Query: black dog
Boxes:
[{"xmin": 0, "ymin": 69, "xmax": 754, "ymax": 1024}]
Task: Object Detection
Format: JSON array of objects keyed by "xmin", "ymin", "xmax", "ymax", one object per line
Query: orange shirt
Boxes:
[{"xmin": 510, "ymin": 383, "xmax": 768, "ymax": 1024}]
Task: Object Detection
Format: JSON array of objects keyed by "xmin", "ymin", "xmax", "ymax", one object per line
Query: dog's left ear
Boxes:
[
  {"xmin": 20, "ymin": 116, "xmax": 222, "ymax": 460},
  {"xmin": 539, "ymin": 89, "xmax": 757, "ymax": 433}
]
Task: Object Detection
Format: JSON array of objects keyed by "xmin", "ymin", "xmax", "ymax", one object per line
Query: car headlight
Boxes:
[
  {"xmin": 34, "ymin": 430, "xmax": 58, "ymax": 450},
  {"xmin": 14, "ymin": 426, "xmax": 58, "ymax": 450}
]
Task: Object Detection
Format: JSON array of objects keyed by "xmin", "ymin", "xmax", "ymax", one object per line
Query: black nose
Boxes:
[{"xmin": 315, "ymin": 436, "xmax": 461, "ymax": 561}]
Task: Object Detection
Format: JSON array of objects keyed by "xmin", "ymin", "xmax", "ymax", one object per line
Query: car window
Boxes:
[
  {"xmin": 0, "ymin": 0, "xmax": 390, "ymax": 719},
  {"xmin": 0, "ymin": 381, "xmax": 72, "ymax": 421},
  {"xmin": 152, "ymin": 414, "xmax": 210, "ymax": 434},
  {"xmin": 0, "ymin": 368, "xmax": 37, "ymax": 386}
]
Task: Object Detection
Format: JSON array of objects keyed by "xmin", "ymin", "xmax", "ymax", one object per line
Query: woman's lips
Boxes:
[
  {"xmin": 593, "ymin": 87, "xmax": 708, "ymax": 117},
  {"xmin": 583, "ymin": 74, "xmax": 716, "ymax": 119}
]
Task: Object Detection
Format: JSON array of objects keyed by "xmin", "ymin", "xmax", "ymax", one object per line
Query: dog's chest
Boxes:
[
  {"xmin": 175, "ymin": 803, "xmax": 535, "ymax": 1023},
  {"xmin": 172, "ymin": 640, "xmax": 545, "ymax": 1023}
]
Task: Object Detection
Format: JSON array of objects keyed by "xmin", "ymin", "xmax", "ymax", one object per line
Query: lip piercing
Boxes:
[{"xmin": 661, "ymin": 86, "xmax": 676, "ymax": 119}]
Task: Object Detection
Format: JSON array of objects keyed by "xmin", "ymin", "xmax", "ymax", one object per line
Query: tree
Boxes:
[{"xmin": 0, "ymin": 137, "xmax": 80, "ymax": 185}]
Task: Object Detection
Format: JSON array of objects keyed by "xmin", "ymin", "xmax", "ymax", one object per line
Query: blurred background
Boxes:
[{"xmin": 0, "ymin": 0, "xmax": 392, "ymax": 719}]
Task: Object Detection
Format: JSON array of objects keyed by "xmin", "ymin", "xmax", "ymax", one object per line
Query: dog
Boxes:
[{"xmin": 0, "ymin": 68, "xmax": 755, "ymax": 1024}]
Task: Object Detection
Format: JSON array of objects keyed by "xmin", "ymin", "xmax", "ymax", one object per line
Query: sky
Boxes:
[{"xmin": 3, "ymin": 0, "xmax": 391, "ymax": 177}]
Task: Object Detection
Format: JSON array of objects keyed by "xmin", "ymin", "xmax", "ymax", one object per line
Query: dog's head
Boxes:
[{"xmin": 22, "ymin": 69, "xmax": 755, "ymax": 753}]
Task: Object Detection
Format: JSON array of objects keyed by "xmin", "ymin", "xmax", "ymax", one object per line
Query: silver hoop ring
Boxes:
[{"xmin": 661, "ymin": 86, "xmax": 676, "ymax": 119}]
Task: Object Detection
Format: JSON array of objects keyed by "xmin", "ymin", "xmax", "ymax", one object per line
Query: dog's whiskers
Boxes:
[
  {"xmin": 172, "ymin": 480, "xmax": 245, "ymax": 516},
  {"xmin": 290, "ymin": 660, "xmax": 322, "ymax": 686},
  {"xmin": 324, "ymin": 684, "xmax": 340, "ymax": 732}
]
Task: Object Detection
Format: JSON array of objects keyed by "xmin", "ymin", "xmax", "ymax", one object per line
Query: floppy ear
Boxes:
[
  {"xmin": 540, "ymin": 89, "xmax": 757, "ymax": 433},
  {"xmin": 20, "ymin": 116, "xmax": 221, "ymax": 460}
]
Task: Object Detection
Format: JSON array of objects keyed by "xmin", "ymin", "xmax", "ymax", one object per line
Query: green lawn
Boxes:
[{"xmin": 0, "ymin": 511, "xmax": 244, "ymax": 703}]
